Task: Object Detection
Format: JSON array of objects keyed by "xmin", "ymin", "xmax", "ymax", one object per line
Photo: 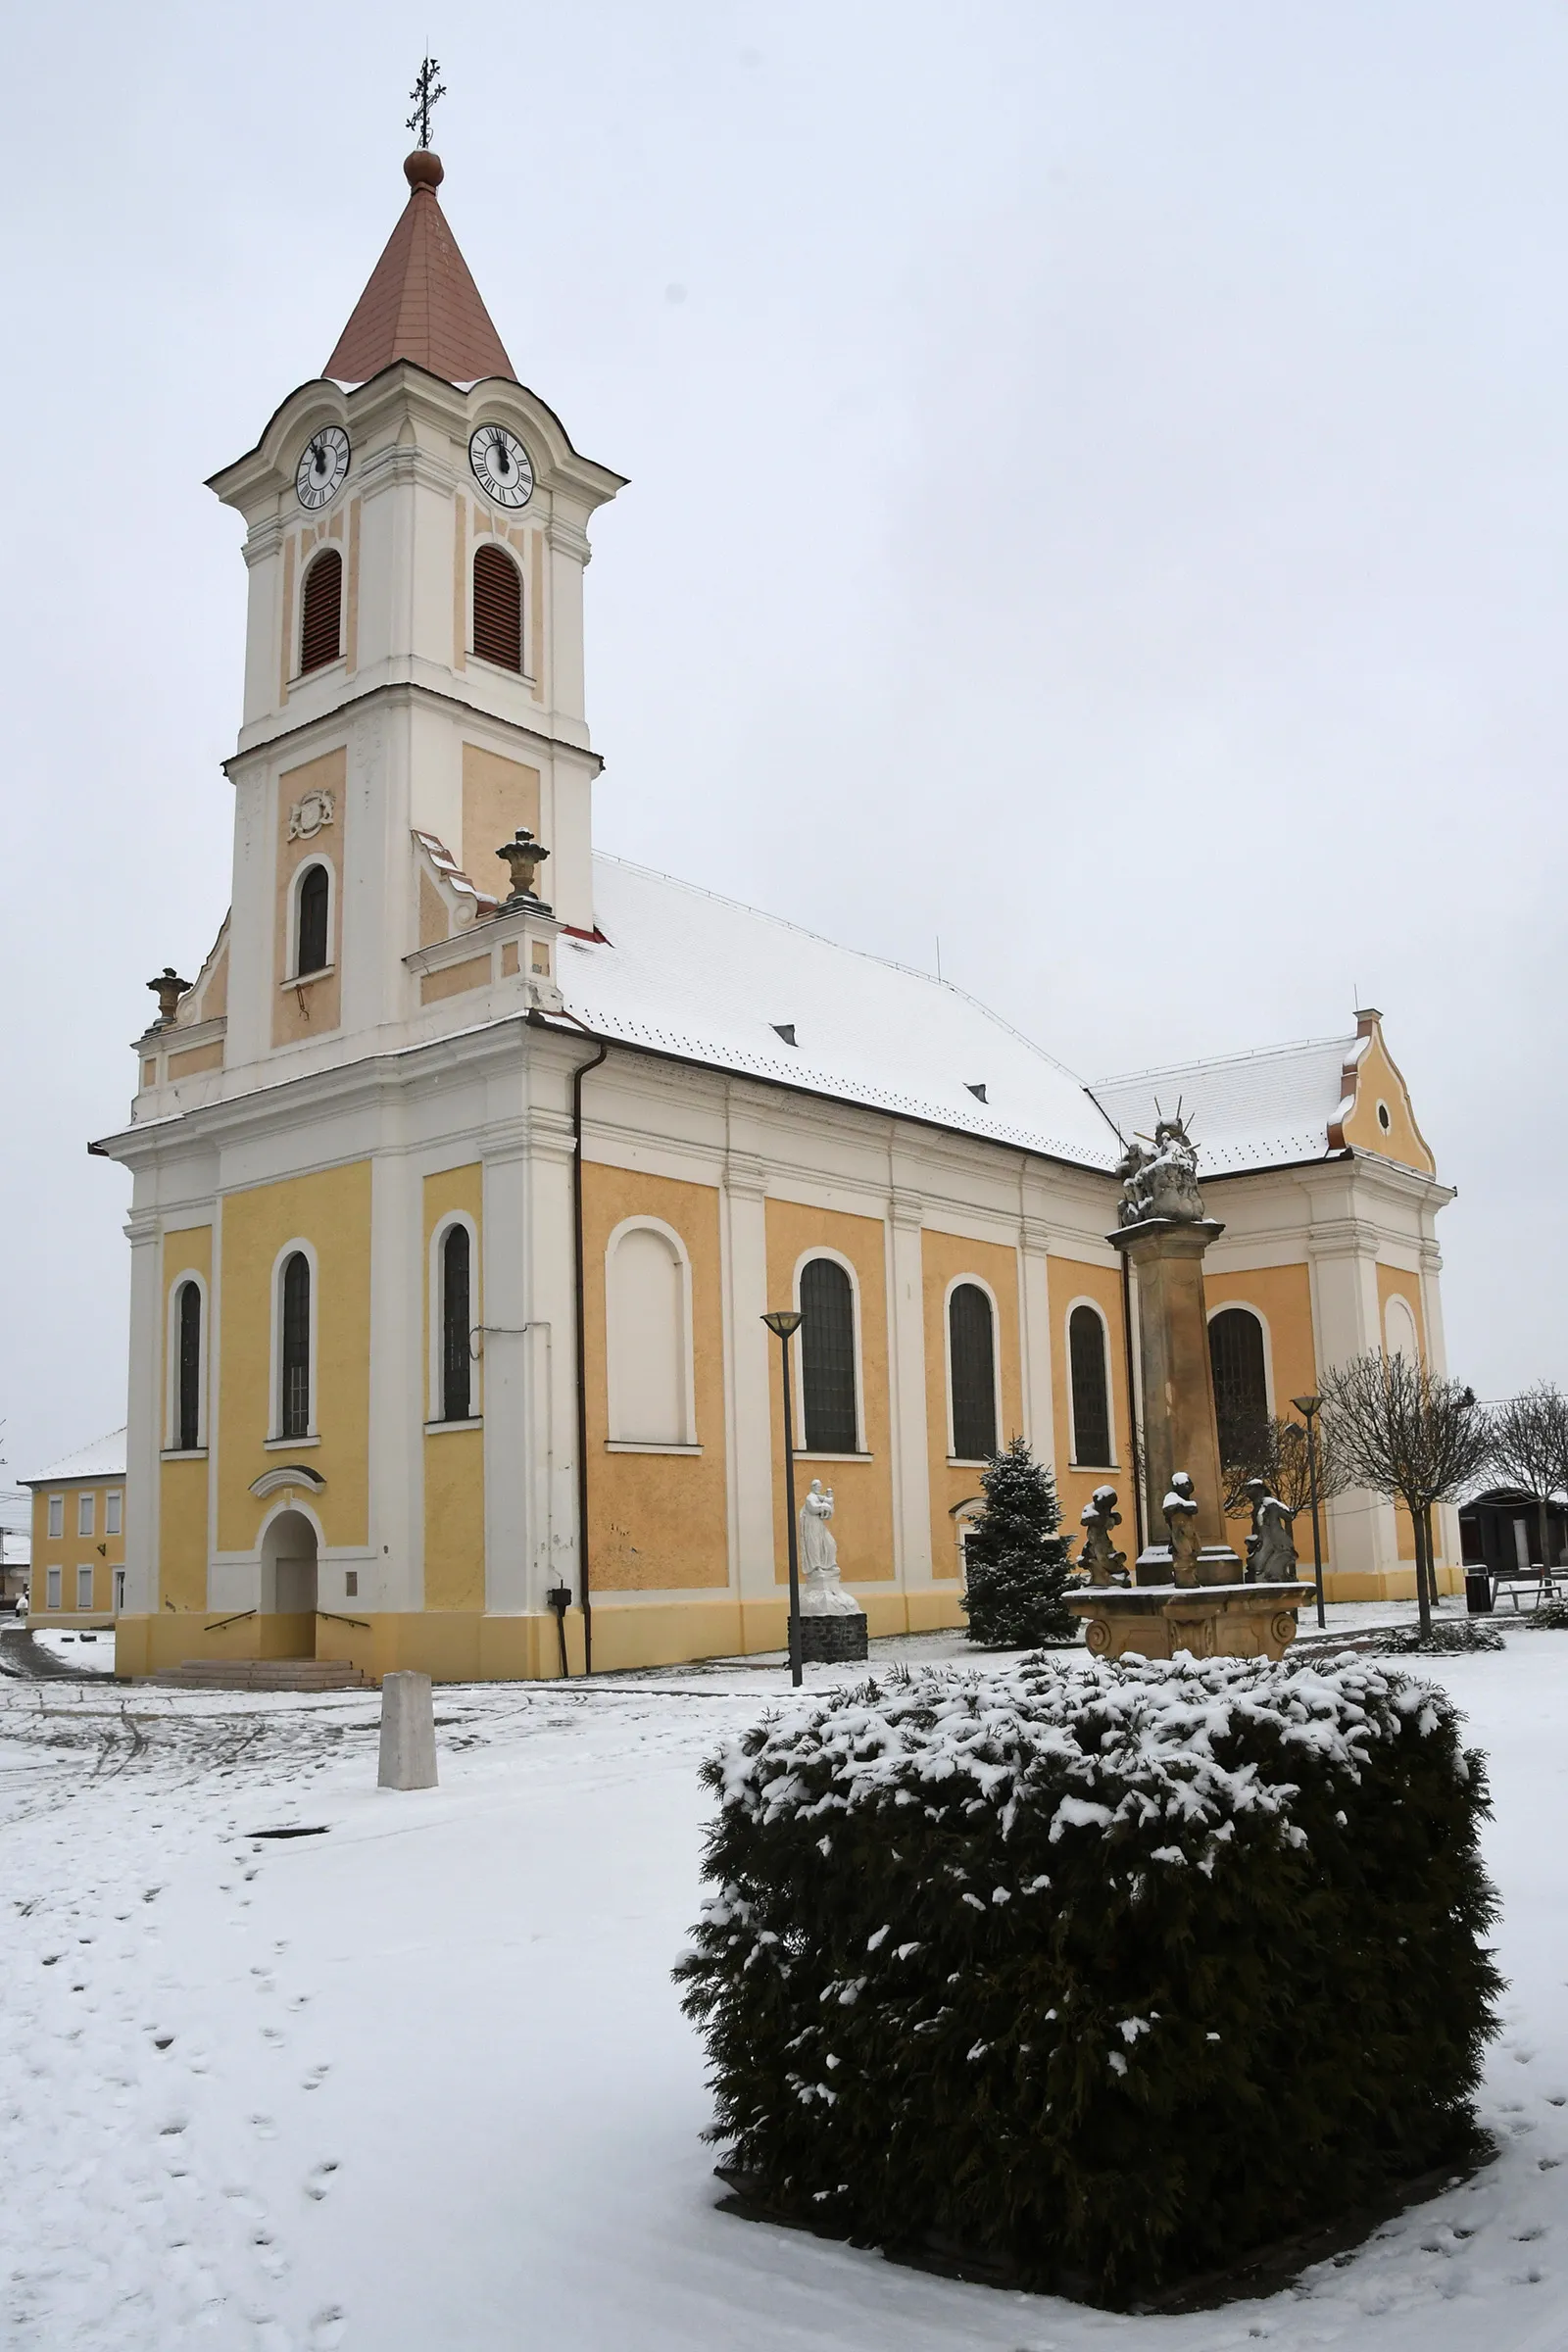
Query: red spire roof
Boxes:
[{"xmin": 325, "ymin": 151, "xmax": 514, "ymax": 386}]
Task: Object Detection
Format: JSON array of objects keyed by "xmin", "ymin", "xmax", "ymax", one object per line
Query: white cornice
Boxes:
[{"xmin": 225, "ymin": 676, "xmax": 602, "ymax": 776}]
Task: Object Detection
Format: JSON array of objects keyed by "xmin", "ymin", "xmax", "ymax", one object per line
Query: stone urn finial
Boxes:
[
  {"xmin": 146, "ymin": 967, "xmax": 190, "ymax": 1028},
  {"xmin": 497, "ymin": 829, "xmax": 551, "ymax": 908}
]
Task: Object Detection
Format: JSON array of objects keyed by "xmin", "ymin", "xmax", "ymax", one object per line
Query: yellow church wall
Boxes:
[
  {"xmin": 764, "ymin": 1200, "xmax": 895, "ymax": 1585},
  {"xmin": 216, "ymin": 1161, "xmax": 372, "ymax": 1555},
  {"xmin": 1340, "ymin": 1028, "xmax": 1436, "ymax": 1175},
  {"xmin": 423, "ymin": 1166, "xmax": 486, "ymax": 1611},
  {"xmin": 1204, "ymin": 1261, "xmax": 1320, "ymax": 1554},
  {"xmin": 1375, "ymin": 1263, "xmax": 1430, "ymax": 1563},
  {"xmin": 1049, "ymin": 1257, "xmax": 1134, "ymax": 1537},
  {"xmin": 461, "ymin": 742, "xmax": 539, "ymax": 902},
  {"xmin": 920, "ymin": 1230, "xmax": 1024, "ymax": 1583},
  {"xmin": 581, "ymin": 1163, "xmax": 729, "ymax": 1592},
  {"xmin": 272, "ymin": 750, "xmax": 344, "ymax": 1048},
  {"xmin": 159, "ymin": 1226, "xmax": 214, "ymax": 1613}
]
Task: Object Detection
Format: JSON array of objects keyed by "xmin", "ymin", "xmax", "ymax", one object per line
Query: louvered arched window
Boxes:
[
  {"xmin": 299, "ymin": 549, "xmax": 343, "ymax": 674},
  {"xmin": 800, "ymin": 1257, "xmax": 858, "ymax": 1453},
  {"xmin": 948, "ymin": 1283, "xmax": 997, "ymax": 1461},
  {"xmin": 472, "ymin": 543, "xmax": 523, "ymax": 671},
  {"xmin": 295, "ymin": 863, "xmax": 329, "ymax": 976},
  {"xmin": 441, "ymin": 1224, "xmax": 473, "ymax": 1422},
  {"xmin": 1068, "ymin": 1304, "xmax": 1112, "ymax": 1467},
  {"xmin": 280, "ymin": 1252, "xmax": 312, "ymax": 1440},
  {"xmin": 176, "ymin": 1280, "xmax": 202, "ymax": 1453}
]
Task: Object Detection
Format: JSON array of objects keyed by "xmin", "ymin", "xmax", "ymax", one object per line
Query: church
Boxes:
[{"xmin": 101, "ymin": 143, "xmax": 1456, "ymax": 1683}]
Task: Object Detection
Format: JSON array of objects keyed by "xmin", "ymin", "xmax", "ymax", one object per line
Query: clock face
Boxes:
[
  {"xmin": 469, "ymin": 423, "xmax": 534, "ymax": 510},
  {"xmin": 296, "ymin": 425, "xmax": 351, "ymax": 511}
]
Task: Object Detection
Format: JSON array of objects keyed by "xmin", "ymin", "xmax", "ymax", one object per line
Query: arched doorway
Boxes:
[{"xmin": 261, "ymin": 1508, "xmax": 318, "ymax": 1644}]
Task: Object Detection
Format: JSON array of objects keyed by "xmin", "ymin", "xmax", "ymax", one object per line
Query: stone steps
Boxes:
[{"xmin": 147, "ymin": 1657, "xmax": 368, "ymax": 1692}]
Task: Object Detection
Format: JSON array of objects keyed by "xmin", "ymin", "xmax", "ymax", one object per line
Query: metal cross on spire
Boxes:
[{"xmin": 406, "ymin": 55, "xmax": 447, "ymax": 149}]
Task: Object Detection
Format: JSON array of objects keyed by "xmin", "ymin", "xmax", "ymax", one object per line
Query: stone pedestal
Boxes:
[
  {"xmin": 799, "ymin": 1610, "xmax": 868, "ymax": 1664},
  {"xmin": 1111, "ymin": 1216, "xmax": 1232, "ymax": 1554},
  {"xmin": 378, "ymin": 1670, "xmax": 438, "ymax": 1789},
  {"xmin": 1065, "ymin": 1582, "xmax": 1311, "ymax": 1663}
]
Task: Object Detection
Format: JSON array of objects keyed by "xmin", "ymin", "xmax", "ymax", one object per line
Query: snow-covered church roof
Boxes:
[{"xmin": 558, "ymin": 858, "xmax": 1373, "ymax": 1182}]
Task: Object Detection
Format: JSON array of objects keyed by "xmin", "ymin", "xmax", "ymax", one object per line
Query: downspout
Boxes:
[{"xmin": 546, "ymin": 1010, "xmax": 609, "ymax": 1675}]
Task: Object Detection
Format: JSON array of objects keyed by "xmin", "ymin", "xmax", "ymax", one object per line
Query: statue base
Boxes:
[
  {"xmin": 1065, "ymin": 1582, "xmax": 1312, "ymax": 1664},
  {"xmin": 799, "ymin": 1610, "xmax": 868, "ymax": 1664},
  {"xmin": 1134, "ymin": 1544, "xmax": 1245, "ymax": 1588}
]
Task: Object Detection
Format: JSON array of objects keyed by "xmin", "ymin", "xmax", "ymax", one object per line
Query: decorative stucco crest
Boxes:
[{"xmin": 287, "ymin": 788, "xmax": 336, "ymax": 842}]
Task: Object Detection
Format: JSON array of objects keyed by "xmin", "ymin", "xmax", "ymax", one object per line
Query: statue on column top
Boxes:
[{"xmin": 1117, "ymin": 1108, "xmax": 1205, "ymax": 1226}]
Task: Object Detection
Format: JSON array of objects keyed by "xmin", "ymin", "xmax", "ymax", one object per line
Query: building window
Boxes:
[
  {"xmin": 46, "ymin": 1566, "xmax": 61, "ymax": 1610},
  {"xmin": 800, "ymin": 1257, "xmax": 858, "ymax": 1453},
  {"xmin": 472, "ymin": 543, "xmax": 523, "ymax": 671},
  {"xmin": 176, "ymin": 1277, "xmax": 203, "ymax": 1449},
  {"xmin": 76, "ymin": 1566, "xmax": 94, "ymax": 1612},
  {"xmin": 1068, "ymin": 1304, "xmax": 1112, "ymax": 1467},
  {"xmin": 948, "ymin": 1283, "xmax": 998, "ymax": 1461},
  {"xmin": 295, "ymin": 863, "xmax": 330, "ymax": 977},
  {"xmin": 47, "ymin": 1495, "xmax": 63, "ymax": 1540},
  {"xmin": 1208, "ymin": 1307, "xmax": 1269, "ymax": 1461},
  {"xmin": 77, "ymin": 1493, "xmax": 95, "ymax": 1539},
  {"xmin": 106, "ymin": 1491, "xmax": 122, "ymax": 1538},
  {"xmin": 606, "ymin": 1222, "xmax": 691, "ymax": 1446},
  {"xmin": 113, "ymin": 1569, "xmax": 125, "ymax": 1613},
  {"xmin": 299, "ymin": 548, "xmax": 343, "ymax": 674},
  {"xmin": 280, "ymin": 1251, "xmax": 312, "ymax": 1439},
  {"xmin": 440, "ymin": 1223, "xmax": 474, "ymax": 1422}
]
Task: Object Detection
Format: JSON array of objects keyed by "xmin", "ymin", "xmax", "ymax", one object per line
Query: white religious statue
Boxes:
[{"xmin": 798, "ymin": 1480, "xmax": 861, "ymax": 1616}]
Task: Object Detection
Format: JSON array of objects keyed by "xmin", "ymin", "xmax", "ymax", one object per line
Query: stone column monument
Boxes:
[{"xmin": 1064, "ymin": 1115, "xmax": 1308, "ymax": 1662}]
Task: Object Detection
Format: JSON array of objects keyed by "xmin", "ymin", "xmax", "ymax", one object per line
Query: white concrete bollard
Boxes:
[{"xmin": 377, "ymin": 1671, "xmax": 438, "ymax": 1790}]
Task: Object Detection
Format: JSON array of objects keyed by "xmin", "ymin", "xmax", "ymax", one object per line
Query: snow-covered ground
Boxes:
[{"xmin": 1, "ymin": 1620, "xmax": 1565, "ymax": 2351}]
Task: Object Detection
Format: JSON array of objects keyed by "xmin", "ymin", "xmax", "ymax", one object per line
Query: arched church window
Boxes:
[
  {"xmin": 295, "ymin": 863, "xmax": 330, "ymax": 977},
  {"xmin": 472, "ymin": 543, "xmax": 523, "ymax": 671},
  {"xmin": 606, "ymin": 1223, "xmax": 689, "ymax": 1446},
  {"xmin": 800, "ymin": 1258, "xmax": 858, "ymax": 1453},
  {"xmin": 176, "ymin": 1280, "xmax": 202, "ymax": 1452},
  {"xmin": 1068, "ymin": 1304, "xmax": 1112, "ymax": 1466},
  {"xmin": 280, "ymin": 1252, "xmax": 312, "ymax": 1440},
  {"xmin": 948, "ymin": 1283, "xmax": 997, "ymax": 1461},
  {"xmin": 1208, "ymin": 1307, "xmax": 1269, "ymax": 1460},
  {"xmin": 441, "ymin": 1224, "xmax": 474, "ymax": 1422},
  {"xmin": 299, "ymin": 549, "xmax": 343, "ymax": 675}
]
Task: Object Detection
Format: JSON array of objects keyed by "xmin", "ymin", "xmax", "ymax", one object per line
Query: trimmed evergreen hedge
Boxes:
[{"xmin": 677, "ymin": 1653, "xmax": 1500, "ymax": 2300}]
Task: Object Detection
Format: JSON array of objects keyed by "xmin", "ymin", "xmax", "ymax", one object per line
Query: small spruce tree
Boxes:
[{"xmin": 960, "ymin": 1435, "xmax": 1078, "ymax": 1646}]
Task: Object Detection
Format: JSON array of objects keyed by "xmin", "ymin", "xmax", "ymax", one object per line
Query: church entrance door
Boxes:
[{"xmin": 261, "ymin": 1509, "xmax": 319, "ymax": 1656}]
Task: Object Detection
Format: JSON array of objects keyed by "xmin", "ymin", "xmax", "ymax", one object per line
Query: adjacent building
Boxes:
[
  {"xmin": 96, "ymin": 148, "xmax": 1457, "ymax": 1683},
  {"xmin": 21, "ymin": 1431, "xmax": 127, "ymax": 1625}
]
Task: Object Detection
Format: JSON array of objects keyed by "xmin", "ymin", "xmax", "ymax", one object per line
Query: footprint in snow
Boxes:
[
  {"xmin": 302, "ymin": 2063, "xmax": 330, "ymax": 2091},
  {"xmin": 309, "ymin": 2309, "xmax": 348, "ymax": 2349},
  {"xmin": 304, "ymin": 2161, "xmax": 339, "ymax": 2201}
]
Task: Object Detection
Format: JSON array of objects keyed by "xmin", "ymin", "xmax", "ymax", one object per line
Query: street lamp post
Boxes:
[
  {"xmin": 761, "ymin": 1309, "xmax": 805, "ymax": 1688},
  {"xmin": 1292, "ymin": 1393, "xmax": 1327, "ymax": 1631}
]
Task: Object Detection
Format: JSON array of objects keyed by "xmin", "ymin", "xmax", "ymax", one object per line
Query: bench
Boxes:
[{"xmin": 1490, "ymin": 1568, "xmax": 1565, "ymax": 1612}]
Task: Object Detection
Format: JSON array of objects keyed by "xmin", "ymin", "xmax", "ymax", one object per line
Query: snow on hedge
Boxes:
[{"xmin": 678, "ymin": 1651, "xmax": 1501, "ymax": 2301}]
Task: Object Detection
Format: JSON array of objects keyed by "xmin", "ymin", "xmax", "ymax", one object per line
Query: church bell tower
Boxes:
[{"xmin": 204, "ymin": 139, "xmax": 626, "ymax": 1081}]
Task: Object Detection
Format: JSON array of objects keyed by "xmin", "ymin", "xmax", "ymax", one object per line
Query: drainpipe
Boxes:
[{"xmin": 537, "ymin": 1009, "xmax": 608, "ymax": 1675}]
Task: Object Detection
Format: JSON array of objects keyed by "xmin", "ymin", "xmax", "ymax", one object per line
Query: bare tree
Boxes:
[
  {"xmin": 1488, "ymin": 1383, "xmax": 1568, "ymax": 1574},
  {"xmin": 1221, "ymin": 1411, "xmax": 1351, "ymax": 1522},
  {"xmin": 1320, "ymin": 1353, "xmax": 1493, "ymax": 1640}
]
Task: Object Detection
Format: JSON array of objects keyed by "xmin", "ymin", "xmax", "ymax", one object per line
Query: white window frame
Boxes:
[
  {"xmin": 604, "ymin": 1215, "xmax": 698, "ymax": 1450},
  {"xmin": 791, "ymin": 1247, "xmax": 868, "ymax": 1458},
  {"xmin": 1204, "ymin": 1299, "xmax": 1277, "ymax": 1419},
  {"xmin": 268, "ymin": 1238, "xmax": 321, "ymax": 1446},
  {"xmin": 77, "ymin": 1493, "xmax": 95, "ymax": 1540},
  {"xmin": 943, "ymin": 1272, "xmax": 1004, "ymax": 1465},
  {"xmin": 47, "ymin": 1494, "xmax": 63, "ymax": 1540},
  {"xmin": 105, "ymin": 1490, "xmax": 122, "ymax": 1538},
  {"xmin": 45, "ymin": 1566, "xmax": 61, "ymax": 1610},
  {"xmin": 286, "ymin": 856, "xmax": 335, "ymax": 981},
  {"xmin": 1064, "ymin": 1295, "xmax": 1117, "ymax": 1470},
  {"xmin": 428, "ymin": 1211, "xmax": 482, "ymax": 1427},
  {"xmin": 165, "ymin": 1267, "xmax": 211, "ymax": 1452}
]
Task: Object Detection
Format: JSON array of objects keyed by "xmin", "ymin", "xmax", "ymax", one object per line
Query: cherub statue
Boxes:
[
  {"xmin": 1242, "ymin": 1478, "xmax": 1298, "ymax": 1584},
  {"xmin": 1162, "ymin": 1469, "xmax": 1202, "ymax": 1588},
  {"xmin": 1115, "ymin": 1137, "xmax": 1153, "ymax": 1228},
  {"xmin": 1079, "ymin": 1486, "xmax": 1128, "ymax": 1588}
]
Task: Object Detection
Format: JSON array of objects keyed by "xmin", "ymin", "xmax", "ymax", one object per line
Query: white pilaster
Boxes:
[
  {"xmin": 123, "ymin": 1204, "xmax": 162, "ymax": 1616},
  {"xmin": 368, "ymin": 1145, "xmax": 421, "ymax": 1611},
  {"xmin": 1018, "ymin": 1214, "xmax": 1056, "ymax": 1468},
  {"xmin": 721, "ymin": 1158, "xmax": 775, "ymax": 1600},
  {"xmin": 887, "ymin": 1191, "xmax": 932, "ymax": 1585}
]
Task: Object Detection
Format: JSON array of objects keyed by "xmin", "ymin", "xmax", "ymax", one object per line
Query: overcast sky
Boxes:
[{"xmin": 3, "ymin": 0, "xmax": 1564, "ymax": 1483}]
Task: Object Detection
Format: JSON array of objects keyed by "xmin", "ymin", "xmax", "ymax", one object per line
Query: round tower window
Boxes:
[{"xmin": 1377, "ymin": 1101, "xmax": 1392, "ymax": 1133}]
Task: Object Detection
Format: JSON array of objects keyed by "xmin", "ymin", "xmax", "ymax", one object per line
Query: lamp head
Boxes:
[
  {"xmin": 761, "ymin": 1309, "xmax": 803, "ymax": 1341},
  {"xmin": 1292, "ymin": 1394, "xmax": 1322, "ymax": 1418}
]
